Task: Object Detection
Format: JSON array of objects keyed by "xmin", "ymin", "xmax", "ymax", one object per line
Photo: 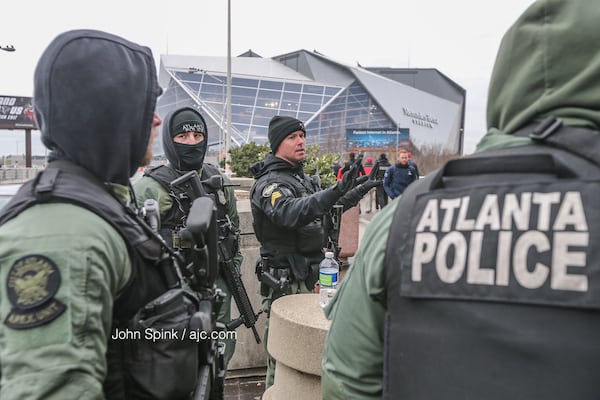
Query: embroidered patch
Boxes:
[
  {"xmin": 4, "ymin": 254, "xmax": 66, "ymax": 330},
  {"xmin": 262, "ymin": 183, "xmax": 278, "ymax": 198},
  {"xmin": 270, "ymin": 190, "xmax": 283, "ymax": 207}
]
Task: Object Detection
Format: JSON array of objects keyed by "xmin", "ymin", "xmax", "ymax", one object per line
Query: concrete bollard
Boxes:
[{"xmin": 263, "ymin": 294, "xmax": 330, "ymax": 400}]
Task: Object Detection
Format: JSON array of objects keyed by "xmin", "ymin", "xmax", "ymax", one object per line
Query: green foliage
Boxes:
[
  {"xmin": 303, "ymin": 144, "xmax": 337, "ymax": 188},
  {"xmin": 228, "ymin": 142, "xmax": 337, "ymax": 186},
  {"xmin": 229, "ymin": 142, "xmax": 270, "ymax": 177}
]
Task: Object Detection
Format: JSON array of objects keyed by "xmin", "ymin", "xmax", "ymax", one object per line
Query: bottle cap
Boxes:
[{"xmin": 325, "ymin": 251, "xmax": 334, "ymax": 258}]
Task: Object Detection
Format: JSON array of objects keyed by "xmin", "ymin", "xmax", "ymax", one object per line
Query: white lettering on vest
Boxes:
[{"xmin": 412, "ymin": 191, "xmax": 589, "ymax": 292}]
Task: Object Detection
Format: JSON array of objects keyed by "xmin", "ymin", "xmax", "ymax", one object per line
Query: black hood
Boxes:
[
  {"xmin": 249, "ymin": 153, "xmax": 303, "ymax": 179},
  {"xmin": 162, "ymin": 107, "xmax": 208, "ymax": 170},
  {"xmin": 34, "ymin": 29, "xmax": 161, "ymax": 185}
]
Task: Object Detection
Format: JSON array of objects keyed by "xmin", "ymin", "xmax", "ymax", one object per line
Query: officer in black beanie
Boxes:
[
  {"xmin": 134, "ymin": 106, "xmax": 242, "ymax": 371},
  {"xmin": 248, "ymin": 115, "xmax": 382, "ymax": 388}
]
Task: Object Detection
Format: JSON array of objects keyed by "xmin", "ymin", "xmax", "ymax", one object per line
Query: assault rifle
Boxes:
[
  {"xmin": 327, "ymin": 204, "xmax": 344, "ymax": 261},
  {"xmin": 182, "ymin": 198, "xmax": 226, "ymax": 400},
  {"xmin": 138, "ymin": 197, "xmax": 225, "ymax": 400},
  {"xmin": 170, "ymin": 170, "xmax": 263, "ymax": 344}
]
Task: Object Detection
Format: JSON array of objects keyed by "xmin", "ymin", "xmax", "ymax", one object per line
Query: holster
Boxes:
[{"xmin": 255, "ymin": 257, "xmax": 290, "ymax": 298}]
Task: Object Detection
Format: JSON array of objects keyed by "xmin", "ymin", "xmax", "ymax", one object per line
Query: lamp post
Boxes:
[
  {"xmin": 0, "ymin": 45, "xmax": 15, "ymax": 52},
  {"xmin": 202, "ymin": 69, "xmax": 227, "ymax": 165},
  {"xmin": 188, "ymin": 66, "xmax": 227, "ymax": 166},
  {"xmin": 225, "ymin": 0, "xmax": 232, "ymax": 163}
]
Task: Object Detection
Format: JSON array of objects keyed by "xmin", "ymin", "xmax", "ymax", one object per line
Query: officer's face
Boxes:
[
  {"xmin": 275, "ymin": 130, "xmax": 306, "ymax": 165},
  {"xmin": 173, "ymin": 131, "xmax": 205, "ymax": 145},
  {"xmin": 142, "ymin": 113, "xmax": 162, "ymax": 166}
]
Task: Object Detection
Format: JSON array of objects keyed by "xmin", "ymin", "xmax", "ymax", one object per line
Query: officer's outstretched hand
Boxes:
[{"xmin": 335, "ymin": 154, "xmax": 363, "ymax": 194}]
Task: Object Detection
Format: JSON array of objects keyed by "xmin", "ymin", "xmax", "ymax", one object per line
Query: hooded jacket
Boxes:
[
  {"xmin": 34, "ymin": 29, "xmax": 161, "ymax": 185},
  {"xmin": 478, "ymin": 0, "xmax": 600, "ymax": 152},
  {"xmin": 0, "ymin": 30, "xmax": 165, "ymax": 400},
  {"xmin": 323, "ymin": 1, "xmax": 600, "ymax": 399}
]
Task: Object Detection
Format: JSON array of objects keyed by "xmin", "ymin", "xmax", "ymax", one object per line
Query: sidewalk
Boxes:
[{"xmin": 224, "ymin": 368, "xmax": 267, "ymax": 400}]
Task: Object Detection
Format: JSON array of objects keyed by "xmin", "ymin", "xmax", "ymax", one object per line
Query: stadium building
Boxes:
[{"xmin": 157, "ymin": 49, "xmax": 466, "ymax": 160}]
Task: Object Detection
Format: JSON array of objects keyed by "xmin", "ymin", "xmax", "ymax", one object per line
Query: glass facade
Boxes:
[{"xmin": 157, "ymin": 70, "xmax": 395, "ymax": 155}]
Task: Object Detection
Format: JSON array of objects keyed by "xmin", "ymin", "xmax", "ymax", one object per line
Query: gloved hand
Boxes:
[
  {"xmin": 334, "ymin": 154, "xmax": 364, "ymax": 194},
  {"xmin": 368, "ymin": 161, "xmax": 381, "ymax": 181},
  {"xmin": 336, "ymin": 180, "xmax": 382, "ymax": 210}
]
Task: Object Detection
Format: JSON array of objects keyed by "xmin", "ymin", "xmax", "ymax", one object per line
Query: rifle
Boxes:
[
  {"xmin": 181, "ymin": 197, "xmax": 226, "ymax": 400},
  {"xmin": 170, "ymin": 170, "xmax": 262, "ymax": 344},
  {"xmin": 327, "ymin": 204, "xmax": 344, "ymax": 261},
  {"xmin": 137, "ymin": 195, "xmax": 225, "ymax": 400}
]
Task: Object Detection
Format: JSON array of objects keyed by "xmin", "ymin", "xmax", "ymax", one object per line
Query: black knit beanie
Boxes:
[
  {"xmin": 170, "ymin": 109, "xmax": 207, "ymax": 137},
  {"xmin": 268, "ymin": 115, "xmax": 305, "ymax": 153}
]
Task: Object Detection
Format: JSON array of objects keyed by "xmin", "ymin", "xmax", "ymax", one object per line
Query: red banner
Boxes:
[{"xmin": 0, "ymin": 95, "xmax": 37, "ymax": 130}]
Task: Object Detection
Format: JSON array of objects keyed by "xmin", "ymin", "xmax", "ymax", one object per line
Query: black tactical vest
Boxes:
[
  {"xmin": 0, "ymin": 161, "xmax": 166, "ymax": 320},
  {"xmin": 144, "ymin": 164, "xmax": 237, "ymax": 262},
  {"xmin": 384, "ymin": 142, "xmax": 600, "ymax": 399},
  {"xmin": 250, "ymin": 169, "xmax": 326, "ymax": 258},
  {"xmin": 0, "ymin": 161, "xmax": 199, "ymax": 400}
]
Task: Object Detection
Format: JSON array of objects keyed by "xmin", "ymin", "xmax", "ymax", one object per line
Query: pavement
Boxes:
[{"xmin": 224, "ymin": 368, "xmax": 267, "ymax": 400}]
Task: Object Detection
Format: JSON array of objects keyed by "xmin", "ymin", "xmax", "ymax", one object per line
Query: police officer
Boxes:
[
  {"xmin": 134, "ymin": 106, "xmax": 242, "ymax": 369},
  {"xmin": 323, "ymin": 1, "xmax": 600, "ymax": 398},
  {"xmin": 250, "ymin": 115, "xmax": 379, "ymax": 388},
  {"xmin": 0, "ymin": 30, "xmax": 172, "ymax": 398}
]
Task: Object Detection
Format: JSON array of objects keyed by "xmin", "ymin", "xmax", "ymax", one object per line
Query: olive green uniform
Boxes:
[
  {"xmin": 323, "ymin": 0, "xmax": 600, "ymax": 398},
  {"xmin": 0, "ymin": 188, "xmax": 131, "ymax": 400}
]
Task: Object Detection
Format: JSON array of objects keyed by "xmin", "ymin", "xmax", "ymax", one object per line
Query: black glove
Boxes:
[
  {"xmin": 336, "ymin": 180, "xmax": 382, "ymax": 210},
  {"xmin": 368, "ymin": 161, "xmax": 381, "ymax": 181},
  {"xmin": 335, "ymin": 154, "xmax": 364, "ymax": 194}
]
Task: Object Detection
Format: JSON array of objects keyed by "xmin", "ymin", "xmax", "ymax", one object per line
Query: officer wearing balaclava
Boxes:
[{"xmin": 134, "ymin": 107, "xmax": 242, "ymax": 371}]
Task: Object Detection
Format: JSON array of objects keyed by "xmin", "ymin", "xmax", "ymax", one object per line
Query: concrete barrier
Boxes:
[
  {"xmin": 263, "ymin": 294, "xmax": 330, "ymax": 400},
  {"xmin": 0, "ymin": 168, "xmax": 38, "ymax": 183}
]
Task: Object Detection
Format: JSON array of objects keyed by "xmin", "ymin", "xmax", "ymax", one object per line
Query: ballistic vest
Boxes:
[
  {"xmin": 384, "ymin": 124, "xmax": 600, "ymax": 399},
  {"xmin": 145, "ymin": 164, "xmax": 230, "ymax": 234},
  {"xmin": 0, "ymin": 161, "xmax": 198, "ymax": 400},
  {"xmin": 250, "ymin": 169, "xmax": 326, "ymax": 258},
  {"xmin": 144, "ymin": 164, "xmax": 238, "ymax": 268}
]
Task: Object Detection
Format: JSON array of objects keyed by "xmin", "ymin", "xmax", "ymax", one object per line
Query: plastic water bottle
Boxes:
[{"xmin": 319, "ymin": 251, "xmax": 339, "ymax": 308}]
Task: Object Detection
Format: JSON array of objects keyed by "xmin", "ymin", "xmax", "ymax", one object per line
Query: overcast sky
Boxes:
[{"xmin": 0, "ymin": 0, "xmax": 535, "ymax": 157}]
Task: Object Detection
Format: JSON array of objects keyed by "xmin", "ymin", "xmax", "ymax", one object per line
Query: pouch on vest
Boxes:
[{"xmin": 123, "ymin": 289, "xmax": 201, "ymax": 400}]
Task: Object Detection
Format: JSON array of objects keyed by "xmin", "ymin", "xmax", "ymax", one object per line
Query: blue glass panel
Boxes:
[
  {"xmin": 232, "ymin": 77, "xmax": 259, "ymax": 88},
  {"xmin": 260, "ymin": 80, "xmax": 284, "ymax": 90},
  {"xmin": 325, "ymin": 87, "xmax": 340, "ymax": 96},
  {"xmin": 303, "ymin": 84, "xmax": 324, "ymax": 95},
  {"xmin": 300, "ymin": 93, "xmax": 323, "ymax": 105},
  {"xmin": 284, "ymin": 82, "xmax": 302, "ymax": 92}
]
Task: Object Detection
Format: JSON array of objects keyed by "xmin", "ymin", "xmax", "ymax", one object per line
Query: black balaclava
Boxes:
[
  {"xmin": 163, "ymin": 107, "xmax": 208, "ymax": 171},
  {"xmin": 34, "ymin": 29, "xmax": 161, "ymax": 185}
]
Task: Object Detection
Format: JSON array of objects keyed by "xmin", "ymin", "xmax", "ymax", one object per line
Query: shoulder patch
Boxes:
[
  {"xmin": 271, "ymin": 190, "xmax": 283, "ymax": 207},
  {"xmin": 262, "ymin": 183, "xmax": 278, "ymax": 198},
  {"xmin": 4, "ymin": 254, "xmax": 66, "ymax": 330}
]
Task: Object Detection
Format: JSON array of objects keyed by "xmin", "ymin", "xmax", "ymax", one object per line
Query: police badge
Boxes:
[{"xmin": 4, "ymin": 254, "xmax": 66, "ymax": 329}]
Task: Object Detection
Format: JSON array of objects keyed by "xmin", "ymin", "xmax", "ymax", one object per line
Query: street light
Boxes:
[
  {"xmin": 225, "ymin": 0, "xmax": 232, "ymax": 163},
  {"xmin": 1, "ymin": 45, "xmax": 15, "ymax": 52},
  {"xmin": 188, "ymin": 66, "xmax": 228, "ymax": 166}
]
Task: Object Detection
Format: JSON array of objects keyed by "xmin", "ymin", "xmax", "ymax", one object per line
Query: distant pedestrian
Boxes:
[
  {"xmin": 383, "ymin": 148, "xmax": 418, "ymax": 199},
  {"xmin": 337, "ymin": 152, "xmax": 365, "ymax": 180},
  {"xmin": 375, "ymin": 153, "xmax": 391, "ymax": 209},
  {"xmin": 361, "ymin": 157, "xmax": 376, "ymax": 213}
]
